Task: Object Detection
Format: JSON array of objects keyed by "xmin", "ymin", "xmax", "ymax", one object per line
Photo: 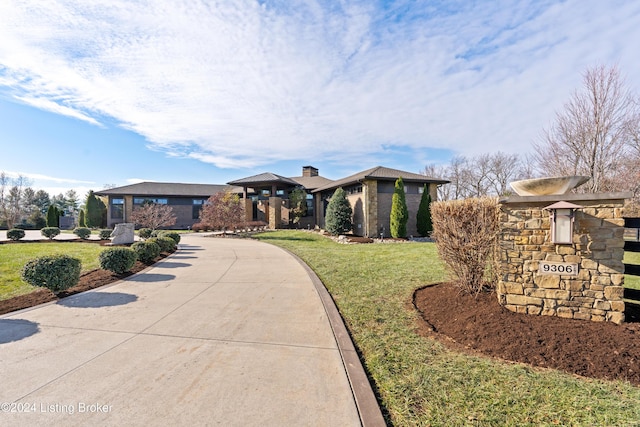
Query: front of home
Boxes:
[{"xmin": 97, "ymin": 165, "xmax": 448, "ymax": 237}]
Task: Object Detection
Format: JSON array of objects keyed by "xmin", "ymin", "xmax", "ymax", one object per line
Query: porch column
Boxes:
[{"xmin": 268, "ymin": 196, "xmax": 282, "ymax": 229}]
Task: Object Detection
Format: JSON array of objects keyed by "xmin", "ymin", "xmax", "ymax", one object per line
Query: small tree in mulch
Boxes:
[
  {"xmin": 416, "ymin": 186, "xmax": 432, "ymax": 237},
  {"xmin": 130, "ymin": 203, "xmax": 177, "ymax": 231},
  {"xmin": 325, "ymin": 187, "xmax": 352, "ymax": 235},
  {"xmin": 390, "ymin": 177, "xmax": 408, "ymax": 238},
  {"xmin": 431, "ymin": 197, "xmax": 500, "ymax": 296},
  {"xmin": 196, "ymin": 191, "xmax": 245, "ymax": 233},
  {"xmin": 21, "ymin": 255, "xmax": 81, "ymax": 293}
]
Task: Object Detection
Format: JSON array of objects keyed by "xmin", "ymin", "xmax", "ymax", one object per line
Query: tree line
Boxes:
[
  {"xmin": 422, "ymin": 64, "xmax": 640, "ymax": 214},
  {"xmin": 0, "ymin": 174, "xmax": 107, "ymax": 229}
]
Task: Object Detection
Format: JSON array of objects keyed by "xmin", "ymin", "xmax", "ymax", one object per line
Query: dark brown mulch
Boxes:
[
  {"xmin": 413, "ymin": 282, "xmax": 640, "ymax": 385},
  {"xmin": 0, "ymin": 255, "xmax": 168, "ymax": 316}
]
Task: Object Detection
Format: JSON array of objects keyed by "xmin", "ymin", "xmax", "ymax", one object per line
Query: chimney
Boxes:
[{"xmin": 302, "ymin": 166, "xmax": 318, "ymax": 177}]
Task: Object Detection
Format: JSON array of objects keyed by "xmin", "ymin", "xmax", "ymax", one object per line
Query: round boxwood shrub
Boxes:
[
  {"xmin": 41, "ymin": 227, "xmax": 60, "ymax": 240},
  {"xmin": 157, "ymin": 231, "xmax": 180, "ymax": 244},
  {"xmin": 99, "ymin": 229, "xmax": 113, "ymax": 240},
  {"xmin": 131, "ymin": 241, "xmax": 161, "ymax": 264},
  {"xmin": 21, "ymin": 255, "xmax": 81, "ymax": 293},
  {"xmin": 99, "ymin": 247, "xmax": 137, "ymax": 274},
  {"xmin": 138, "ymin": 228, "xmax": 153, "ymax": 240},
  {"xmin": 73, "ymin": 227, "xmax": 91, "ymax": 239},
  {"xmin": 7, "ymin": 228, "xmax": 25, "ymax": 241},
  {"xmin": 148, "ymin": 236, "xmax": 176, "ymax": 253}
]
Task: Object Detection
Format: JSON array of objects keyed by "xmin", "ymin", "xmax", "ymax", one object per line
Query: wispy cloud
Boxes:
[
  {"xmin": 0, "ymin": 0, "xmax": 638, "ymax": 168},
  {"xmin": 2, "ymin": 170, "xmax": 94, "ymax": 185}
]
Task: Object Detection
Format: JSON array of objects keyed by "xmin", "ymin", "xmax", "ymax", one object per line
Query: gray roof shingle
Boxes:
[
  {"xmin": 95, "ymin": 182, "xmax": 238, "ymax": 197},
  {"xmin": 312, "ymin": 166, "xmax": 449, "ymax": 193}
]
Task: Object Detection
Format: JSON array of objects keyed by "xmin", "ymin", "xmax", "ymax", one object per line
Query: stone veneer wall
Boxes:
[{"xmin": 497, "ymin": 193, "xmax": 629, "ymax": 324}]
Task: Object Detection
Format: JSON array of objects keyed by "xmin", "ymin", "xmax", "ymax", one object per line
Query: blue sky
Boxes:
[{"xmin": 1, "ymin": 0, "xmax": 639, "ymax": 199}]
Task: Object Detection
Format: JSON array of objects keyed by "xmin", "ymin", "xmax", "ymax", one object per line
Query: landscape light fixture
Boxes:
[{"xmin": 543, "ymin": 201, "xmax": 583, "ymax": 244}]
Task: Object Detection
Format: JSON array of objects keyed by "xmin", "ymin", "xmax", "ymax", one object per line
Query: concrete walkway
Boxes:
[{"xmin": 0, "ymin": 234, "xmax": 384, "ymax": 426}]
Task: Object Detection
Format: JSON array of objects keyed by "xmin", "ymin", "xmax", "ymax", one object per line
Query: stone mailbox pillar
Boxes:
[{"xmin": 497, "ymin": 192, "xmax": 630, "ymax": 324}]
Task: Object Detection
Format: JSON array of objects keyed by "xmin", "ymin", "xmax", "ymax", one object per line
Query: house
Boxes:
[
  {"xmin": 97, "ymin": 165, "xmax": 448, "ymax": 237},
  {"xmin": 229, "ymin": 166, "xmax": 448, "ymax": 237},
  {"xmin": 95, "ymin": 182, "xmax": 239, "ymax": 229}
]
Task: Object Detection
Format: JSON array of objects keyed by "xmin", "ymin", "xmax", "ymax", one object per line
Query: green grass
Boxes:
[
  {"xmin": 255, "ymin": 230, "xmax": 640, "ymax": 426},
  {"xmin": 0, "ymin": 243, "xmax": 107, "ymax": 300},
  {"xmin": 625, "ymin": 251, "xmax": 640, "ymax": 291}
]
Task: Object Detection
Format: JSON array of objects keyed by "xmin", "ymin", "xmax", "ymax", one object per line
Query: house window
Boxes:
[
  {"xmin": 305, "ymin": 194, "xmax": 314, "ymax": 217},
  {"xmin": 192, "ymin": 199, "xmax": 204, "ymax": 219},
  {"xmin": 134, "ymin": 198, "xmax": 168, "ymax": 205},
  {"xmin": 111, "ymin": 198, "xmax": 124, "ymax": 219}
]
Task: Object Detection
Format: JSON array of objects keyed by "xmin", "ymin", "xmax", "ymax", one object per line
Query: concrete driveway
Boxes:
[{"xmin": 0, "ymin": 234, "xmax": 383, "ymax": 426}]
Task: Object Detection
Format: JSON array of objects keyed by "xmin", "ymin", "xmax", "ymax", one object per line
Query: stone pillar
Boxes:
[
  {"xmin": 269, "ymin": 197, "xmax": 282, "ymax": 229},
  {"xmin": 124, "ymin": 195, "xmax": 134, "ymax": 223},
  {"xmin": 244, "ymin": 198, "xmax": 253, "ymax": 223},
  {"xmin": 363, "ymin": 180, "xmax": 378, "ymax": 238},
  {"xmin": 497, "ymin": 192, "xmax": 630, "ymax": 324}
]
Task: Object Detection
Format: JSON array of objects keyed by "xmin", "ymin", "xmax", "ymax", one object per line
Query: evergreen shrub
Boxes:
[
  {"xmin": 73, "ymin": 227, "xmax": 91, "ymax": 239},
  {"xmin": 99, "ymin": 247, "xmax": 137, "ymax": 274},
  {"xmin": 390, "ymin": 177, "xmax": 408, "ymax": 238},
  {"xmin": 325, "ymin": 187, "xmax": 352, "ymax": 235},
  {"xmin": 138, "ymin": 228, "xmax": 153, "ymax": 240},
  {"xmin": 157, "ymin": 231, "xmax": 180, "ymax": 244},
  {"xmin": 147, "ymin": 236, "xmax": 176, "ymax": 253},
  {"xmin": 99, "ymin": 229, "xmax": 113, "ymax": 240},
  {"xmin": 7, "ymin": 228, "xmax": 25, "ymax": 241},
  {"xmin": 41, "ymin": 227, "xmax": 60, "ymax": 240},
  {"xmin": 21, "ymin": 255, "xmax": 81, "ymax": 293},
  {"xmin": 131, "ymin": 241, "xmax": 161, "ymax": 263}
]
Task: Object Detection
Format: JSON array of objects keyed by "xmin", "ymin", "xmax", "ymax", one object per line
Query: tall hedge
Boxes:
[
  {"xmin": 46, "ymin": 205, "xmax": 59, "ymax": 227},
  {"xmin": 85, "ymin": 190, "xmax": 107, "ymax": 228},
  {"xmin": 325, "ymin": 187, "xmax": 352, "ymax": 235},
  {"xmin": 78, "ymin": 209, "xmax": 86, "ymax": 227},
  {"xmin": 390, "ymin": 177, "xmax": 408, "ymax": 238},
  {"xmin": 416, "ymin": 186, "xmax": 433, "ymax": 237}
]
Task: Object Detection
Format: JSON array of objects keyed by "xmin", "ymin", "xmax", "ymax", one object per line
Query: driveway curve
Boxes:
[{"xmin": 0, "ymin": 234, "xmax": 383, "ymax": 426}]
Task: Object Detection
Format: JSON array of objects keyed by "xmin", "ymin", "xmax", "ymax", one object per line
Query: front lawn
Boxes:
[
  {"xmin": 255, "ymin": 230, "xmax": 640, "ymax": 426},
  {"xmin": 0, "ymin": 243, "xmax": 106, "ymax": 300}
]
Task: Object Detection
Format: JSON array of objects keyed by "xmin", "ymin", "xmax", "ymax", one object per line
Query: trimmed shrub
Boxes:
[
  {"xmin": 7, "ymin": 228, "xmax": 25, "ymax": 241},
  {"xmin": 99, "ymin": 247, "xmax": 137, "ymax": 274},
  {"xmin": 73, "ymin": 227, "xmax": 91, "ymax": 239},
  {"xmin": 131, "ymin": 241, "xmax": 161, "ymax": 263},
  {"xmin": 416, "ymin": 187, "xmax": 433, "ymax": 237},
  {"xmin": 148, "ymin": 236, "xmax": 176, "ymax": 253},
  {"xmin": 325, "ymin": 187, "xmax": 353, "ymax": 235},
  {"xmin": 138, "ymin": 228, "xmax": 153, "ymax": 240},
  {"xmin": 157, "ymin": 231, "xmax": 180, "ymax": 244},
  {"xmin": 390, "ymin": 177, "xmax": 408, "ymax": 238},
  {"xmin": 99, "ymin": 229, "xmax": 113, "ymax": 240},
  {"xmin": 191, "ymin": 223, "xmax": 210, "ymax": 232},
  {"xmin": 21, "ymin": 255, "xmax": 81, "ymax": 293},
  {"xmin": 41, "ymin": 227, "xmax": 60, "ymax": 240},
  {"xmin": 431, "ymin": 197, "xmax": 500, "ymax": 296}
]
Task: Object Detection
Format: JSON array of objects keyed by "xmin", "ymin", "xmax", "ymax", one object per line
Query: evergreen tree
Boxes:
[
  {"xmin": 390, "ymin": 177, "xmax": 408, "ymax": 238},
  {"xmin": 416, "ymin": 185, "xmax": 433, "ymax": 237},
  {"xmin": 46, "ymin": 205, "xmax": 59, "ymax": 227},
  {"xmin": 85, "ymin": 191, "xmax": 106, "ymax": 228},
  {"xmin": 78, "ymin": 209, "xmax": 86, "ymax": 227},
  {"xmin": 325, "ymin": 187, "xmax": 352, "ymax": 235}
]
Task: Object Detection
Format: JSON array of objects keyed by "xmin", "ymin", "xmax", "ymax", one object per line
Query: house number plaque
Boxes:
[{"xmin": 538, "ymin": 261, "xmax": 578, "ymax": 276}]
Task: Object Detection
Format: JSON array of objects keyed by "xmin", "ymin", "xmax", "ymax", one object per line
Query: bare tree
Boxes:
[
  {"xmin": 423, "ymin": 152, "xmax": 523, "ymax": 199},
  {"xmin": 0, "ymin": 172, "xmax": 31, "ymax": 228},
  {"xmin": 533, "ymin": 64, "xmax": 640, "ymax": 193},
  {"xmin": 130, "ymin": 203, "xmax": 177, "ymax": 230}
]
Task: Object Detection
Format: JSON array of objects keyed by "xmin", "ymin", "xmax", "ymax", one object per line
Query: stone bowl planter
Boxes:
[{"xmin": 510, "ymin": 175, "xmax": 590, "ymax": 196}]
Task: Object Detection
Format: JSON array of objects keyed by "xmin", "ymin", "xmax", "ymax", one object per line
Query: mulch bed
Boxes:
[
  {"xmin": 0, "ymin": 241, "xmax": 169, "ymax": 316},
  {"xmin": 413, "ymin": 282, "xmax": 640, "ymax": 385}
]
